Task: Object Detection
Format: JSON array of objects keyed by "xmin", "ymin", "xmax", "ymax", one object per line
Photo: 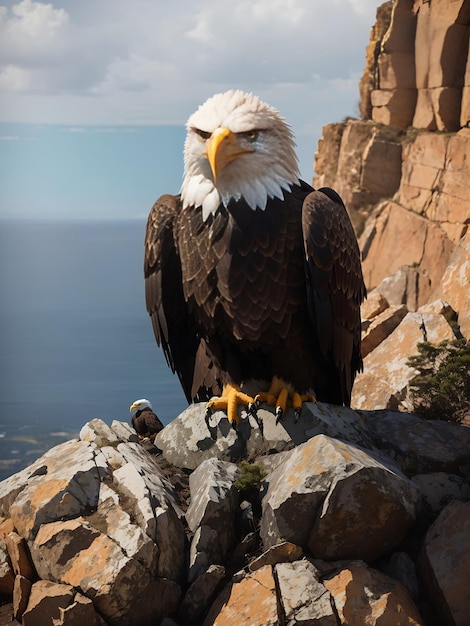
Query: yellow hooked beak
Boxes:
[
  {"xmin": 129, "ymin": 403, "xmax": 139, "ymax": 413},
  {"xmin": 206, "ymin": 127, "xmax": 252, "ymax": 180}
]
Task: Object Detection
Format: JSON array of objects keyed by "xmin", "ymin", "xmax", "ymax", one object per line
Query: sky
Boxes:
[{"xmin": 0, "ymin": 0, "xmax": 382, "ymax": 220}]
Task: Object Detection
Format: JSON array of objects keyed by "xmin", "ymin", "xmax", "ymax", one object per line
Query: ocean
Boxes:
[{"xmin": 0, "ymin": 219, "xmax": 188, "ymax": 481}]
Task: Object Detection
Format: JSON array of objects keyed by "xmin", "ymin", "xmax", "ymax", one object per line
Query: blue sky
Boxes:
[{"xmin": 0, "ymin": 0, "xmax": 381, "ymax": 220}]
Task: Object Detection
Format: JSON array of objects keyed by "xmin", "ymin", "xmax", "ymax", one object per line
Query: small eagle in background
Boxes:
[
  {"xmin": 129, "ymin": 399, "xmax": 164, "ymax": 439},
  {"xmin": 144, "ymin": 90, "xmax": 366, "ymax": 425}
]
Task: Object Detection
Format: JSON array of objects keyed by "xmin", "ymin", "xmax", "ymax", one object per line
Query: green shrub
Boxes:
[
  {"xmin": 235, "ymin": 462, "xmax": 267, "ymax": 497},
  {"xmin": 407, "ymin": 339, "xmax": 470, "ymax": 423}
]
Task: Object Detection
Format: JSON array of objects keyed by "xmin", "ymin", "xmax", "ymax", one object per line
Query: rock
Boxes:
[
  {"xmin": 381, "ymin": 552, "xmax": 420, "ymax": 601},
  {"xmin": 13, "ymin": 574, "xmax": 32, "ymax": 622},
  {"xmin": 359, "ymin": 0, "xmax": 394, "ymax": 120},
  {"xmin": 88, "ymin": 483, "xmax": 159, "ymax": 574},
  {"xmin": 420, "ymin": 500, "xmax": 470, "ymax": 626},
  {"xmin": 30, "ymin": 517, "xmax": 180, "ymax": 626},
  {"xmin": 249, "ymin": 541, "xmax": 303, "ymax": 572},
  {"xmin": 0, "ymin": 547, "xmax": 15, "ymax": 595},
  {"xmin": 79, "ymin": 418, "xmax": 119, "ymax": 447},
  {"xmin": 260, "ymin": 434, "xmax": 420, "ymax": 561},
  {"xmin": 203, "ymin": 565, "xmax": 279, "ymax": 626},
  {"xmin": 53, "ymin": 592, "xmax": 104, "ymax": 626},
  {"xmin": 275, "ymin": 559, "xmax": 337, "ymax": 625},
  {"xmin": 360, "ymin": 201, "xmax": 454, "ymax": 297},
  {"xmin": 4, "ymin": 531, "xmax": 36, "ymax": 579},
  {"xmin": 21, "ymin": 580, "xmax": 75, "ymax": 626},
  {"xmin": 189, "ymin": 525, "xmax": 223, "ymax": 584},
  {"xmin": 156, "ymin": 400, "xmax": 375, "ymax": 470},
  {"xmin": 186, "ymin": 459, "xmax": 239, "ymax": 582},
  {"xmin": 371, "ymin": 0, "xmax": 417, "ymax": 129},
  {"xmin": 352, "ymin": 309, "xmax": 455, "ymax": 410},
  {"xmin": 413, "ymin": 0, "xmax": 468, "ymax": 131},
  {"xmin": 361, "ymin": 289, "xmax": 389, "ymax": 322},
  {"xmin": 360, "ymin": 410, "xmax": 470, "ymax": 477},
  {"xmin": 432, "ymin": 227, "xmax": 470, "ymax": 338},
  {"xmin": 186, "ymin": 459, "xmax": 240, "ymax": 534},
  {"xmin": 313, "ymin": 120, "xmax": 403, "ymax": 222},
  {"xmin": 111, "ymin": 443, "xmax": 186, "ymax": 583},
  {"xmin": 361, "ymin": 304, "xmax": 408, "ymax": 356},
  {"xmin": 1, "ymin": 440, "xmax": 107, "ymax": 541},
  {"xmin": 323, "ymin": 561, "xmax": 424, "ymax": 625},
  {"xmin": 411, "ymin": 472, "xmax": 470, "ymax": 518},
  {"xmin": 179, "ymin": 564, "xmax": 225, "ymax": 624}
]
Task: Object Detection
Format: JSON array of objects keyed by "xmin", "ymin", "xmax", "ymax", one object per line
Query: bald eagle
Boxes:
[
  {"xmin": 129, "ymin": 399, "xmax": 164, "ymax": 439},
  {"xmin": 145, "ymin": 90, "xmax": 365, "ymax": 424}
]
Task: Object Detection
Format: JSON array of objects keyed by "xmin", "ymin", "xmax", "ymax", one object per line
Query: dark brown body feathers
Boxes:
[{"xmin": 145, "ymin": 182, "xmax": 365, "ymax": 406}]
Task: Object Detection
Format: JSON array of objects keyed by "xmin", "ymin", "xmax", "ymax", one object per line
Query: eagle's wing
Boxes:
[
  {"xmin": 302, "ymin": 187, "xmax": 366, "ymax": 405},
  {"xmin": 144, "ymin": 194, "xmax": 219, "ymax": 402},
  {"xmin": 145, "ymin": 195, "xmax": 199, "ymax": 402},
  {"xmin": 143, "ymin": 410, "xmax": 165, "ymax": 435}
]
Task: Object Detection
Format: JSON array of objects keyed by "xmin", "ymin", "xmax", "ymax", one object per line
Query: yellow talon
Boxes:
[
  {"xmin": 255, "ymin": 376, "xmax": 316, "ymax": 422},
  {"xmin": 206, "ymin": 383, "xmax": 255, "ymax": 426}
]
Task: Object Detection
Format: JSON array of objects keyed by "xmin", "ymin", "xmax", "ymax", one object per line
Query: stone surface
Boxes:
[
  {"xmin": 360, "ymin": 410, "xmax": 470, "ymax": 478},
  {"xmin": 13, "ymin": 574, "xmax": 32, "ymax": 622},
  {"xmin": 411, "ymin": 472, "xmax": 470, "ymax": 518},
  {"xmin": 203, "ymin": 565, "xmax": 279, "ymax": 626},
  {"xmin": 420, "ymin": 500, "xmax": 470, "ymax": 626},
  {"xmin": 276, "ymin": 559, "xmax": 337, "ymax": 625},
  {"xmin": 361, "ymin": 304, "xmax": 408, "ymax": 357},
  {"xmin": 22, "ymin": 580, "xmax": 75, "ymax": 626},
  {"xmin": 352, "ymin": 309, "xmax": 455, "ymax": 410},
  {"xmin": 360, "ymin": 201, "xmax": 454, "ymax": 297},
  {"xmin": 179, "ymin": 564, "xmax": 225, "ymax": 623},
  {"xmin": 323, "ymin": 561, "xmax": 424, "ymax": 625},
  {"xmin": 156, "ymin": 400, "xmax": 375, "ymax": 470},
  {"xmin": 53, "ymin": 591, "xmax": 104, "ymax": 626},
  {"xmin": 186, "ymin": 459, "xmax": 239, "ymax": 581},
  {"xmin": 4, "ymin": 531, "xmax": 36, "ymax": 580},
  {"xmin": 261, "ymin": 434, "xmax": 420, "ymax": 561},
  {"xmin": 249, "ymin": 541, "xmax": 303, "ymax": 572},
  {"xmin": 2, "ymin": 440, "xmax": 107, "ymax": 541},
  {"xmin": 432, "ymin": 227, "xmax": 470, "ymax": 338},
  {"xmin": 0, "ymin": 547, "xmax": 15, "ymax": 595}
]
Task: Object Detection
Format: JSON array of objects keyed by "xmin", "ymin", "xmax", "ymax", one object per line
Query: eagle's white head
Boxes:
[
  {"xmin": 181, "ymin": 90, "xmax": 300, "ymax": 221},
  {"xmin": 129, "ymin": 398, "xmax": 152, "ymax": 414}
]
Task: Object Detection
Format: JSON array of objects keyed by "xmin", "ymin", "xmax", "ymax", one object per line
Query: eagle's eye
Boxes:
[
  {"xmin": 240, "ymin": 130, "xmax": 259, "ymax": 143},
  {"xmin": 193, "ymin": 128, "xmax": 211, "ymax": 141}
]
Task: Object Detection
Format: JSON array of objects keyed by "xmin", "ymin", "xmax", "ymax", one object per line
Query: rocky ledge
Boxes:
[{"xmin": 0, "ymin": 402, "xmax": 469, "ymax": 625}]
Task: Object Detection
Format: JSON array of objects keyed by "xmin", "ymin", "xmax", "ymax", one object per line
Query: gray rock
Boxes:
[
  {"xmin": 179, "ymin": 564, "xmax": 225, "ymax": 623},
  {"xmin": 249, "ymin": 542, "xmax": 303, "ymax": 572},
  {"xmin": 112, "ymin": 455, "xmax": 186, "ymax": 584},
  {"xmin": 186, "ymin": 458, "xmax": 240, "ymax": 532},
  {"xmin": 188, "ymin": 525, "xmax": 222, "ymax": 583},
  {"xmin": 411, "ymin": 472, "xmax": 470, "ymax": 517},
  {"xmin": 360, "ymin": 409, "xmax": 470, "ymax": 478},
  {"xmin": 275, "ymin": 559, "xmax": 337, "ymax": 625},
  {"xmin": 155, "ymin": 400, "xmax": 375, "ymax": 470},
  {"xmin": 420, "ymin": 500, "xmax": 470, "ymax": 626},
  {"xmin": 2, "ymin": 440, "xmax": 108, "ymax": 541},
  {"xmin": 261, "ymin": 434, "xmax": 421, "ymax": 561}
]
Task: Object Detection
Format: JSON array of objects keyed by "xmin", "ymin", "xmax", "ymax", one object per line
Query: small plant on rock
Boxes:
[
  {"xmin": 235, "ymin": 462, "xmax": 267, "ymax": 500},
  {"xmin": 407, "ymin": 339, "xmax": 470, "ymax": 424}
]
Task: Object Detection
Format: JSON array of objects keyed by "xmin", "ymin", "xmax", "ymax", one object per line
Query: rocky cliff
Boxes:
[
  {"xmin": 0, "ymin": 1, "xmax": 469, "ymax": 625},
  {"xmin": 0, "ymin": 407, "xmax": 469, "ymax": 626},
  {"xmin": 315, "ymin": 0, "xmax": 469, "ymax": 412}
]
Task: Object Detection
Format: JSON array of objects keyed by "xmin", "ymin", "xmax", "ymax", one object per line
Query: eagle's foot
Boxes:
[
  {"xmin": 206, "ymin": 383, "xmax": 256, "ymax": 427},
  {"xmin": 255, "ymin": 376, "xmax": 316, "ymax": 423}
]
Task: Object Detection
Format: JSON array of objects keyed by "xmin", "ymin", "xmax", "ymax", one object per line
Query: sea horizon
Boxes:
[{"xmin": 0, "ymin": 217, "xmax": 188, "ymax": 480}]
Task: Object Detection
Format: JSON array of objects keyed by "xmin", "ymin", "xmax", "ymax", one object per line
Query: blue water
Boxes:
[{"xmin": 0, "ymin": 219, "xmax": 188, "ymax": 480}]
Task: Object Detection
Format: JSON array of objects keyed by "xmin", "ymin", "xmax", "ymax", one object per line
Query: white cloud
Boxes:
[
  {"xmin": 0, "ymin": 0, "xmax": 69, "ymax": 63},
  {"xmin": 0, "ymin": 0, "xmax": 379, "ymax": 127}
]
